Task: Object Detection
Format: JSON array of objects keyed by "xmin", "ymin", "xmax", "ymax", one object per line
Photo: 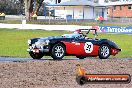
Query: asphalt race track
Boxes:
[{"xmin": 0, "ymin": 57, "xmax": 132, "ymax": 62}]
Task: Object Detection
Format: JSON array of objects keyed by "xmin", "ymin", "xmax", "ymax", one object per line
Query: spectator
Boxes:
[
  {"xmin": 99, "ymin": 16, "xmax": 104, "ymax": 24},
  {"xmin": 95, "ymin": 16, "xmax": 100, "ymax": 23}
]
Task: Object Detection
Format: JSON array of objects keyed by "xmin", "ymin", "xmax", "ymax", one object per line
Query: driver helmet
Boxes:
[{"xmin": 74, "ymin": 29, "xmax": 82, "ymax": 34}]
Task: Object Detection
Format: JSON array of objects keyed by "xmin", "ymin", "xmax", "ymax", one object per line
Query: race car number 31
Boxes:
[{"xmin": 84, "ymin": 42, "xmax": 93, "ymax": 53}]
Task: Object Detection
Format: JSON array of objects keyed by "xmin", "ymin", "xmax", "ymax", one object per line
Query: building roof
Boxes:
[
  {"xmin": 105, "ymin": 2, "xmax": 132, "ymax": 6},
  {"xmin": 47, "ymin": 0, "xmax": 106, "ymax": 7}
]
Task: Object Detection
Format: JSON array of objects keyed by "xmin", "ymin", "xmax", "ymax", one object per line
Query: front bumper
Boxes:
[
  {"xmin": 117, "ymin": 49, "xmax": 121, "ymax": 52},
  {"xmin": 27, "ymin": 45, "xmax": 50, "ymax": 53},
  {"xmin": 111, "ymin": 48, "xmax": 121, "ymax": 55},
  {"xmin": 27, "ymin": 48, "xmax": 49, "ymax": 53}
]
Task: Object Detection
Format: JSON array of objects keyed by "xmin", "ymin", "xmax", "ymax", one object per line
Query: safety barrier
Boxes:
[{"xmin": 92, "ymin": 26, "xmax": 132, "ymax": 34}]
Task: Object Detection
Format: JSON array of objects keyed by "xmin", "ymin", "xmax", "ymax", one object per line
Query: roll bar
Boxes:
[{"xmin": 77, "ymin": 28, "xmax": 98, "ymax": 39}]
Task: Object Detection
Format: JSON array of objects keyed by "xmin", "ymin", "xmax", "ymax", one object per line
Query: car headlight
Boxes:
[
  {"xmin": 45, "ymin": 40, "xmax": 50, "ymax": 45},
  {"xmin": 40, "ymin": 40, "xmax": 50, "ymax": 45},
  {"xmin": 35, "ymin": 40, "xmax": 49, "ymax": 47},
  {"xmin": 28, "ymin": 40, "xmax": 31, "ymax": 45},
  {"xmin": 35, "ymin": 42, "xmax": 40, "ymax": 46}
]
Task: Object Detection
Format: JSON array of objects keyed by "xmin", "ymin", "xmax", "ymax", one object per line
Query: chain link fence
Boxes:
[
  {"xmin": 107, "ymin": 17, "xmax": 132, "ymax": 23},
  {"xmin": 1, "ymin": 15, "xmax": 132, "ymax": 25}
]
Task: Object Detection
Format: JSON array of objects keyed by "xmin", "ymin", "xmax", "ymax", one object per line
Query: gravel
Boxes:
[{"xmin": 0, "ymin": 59, "xmax": 131, "ymax": 88}]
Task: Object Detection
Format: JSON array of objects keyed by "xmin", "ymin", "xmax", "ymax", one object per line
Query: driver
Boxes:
[{"xmin": 74, "ymin": 29, "xmax": 87, "ymax": 38}]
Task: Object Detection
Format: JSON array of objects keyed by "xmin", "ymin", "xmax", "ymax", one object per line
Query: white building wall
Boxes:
[
  {"xmin": 59, "ymin": 6, "xmax": 96, "ymax": 19},
  {"xmin": 74, "ymin": 7, "xmax": 83, "ymax": 19},
  {"xmin": 55, "ymin": 10, "xmax": 66, "ymax": 19},
  {"xmin": 54, "ymin": 6, "xmax": 108, "ymax": 19},
  {"xmin": 65, "ymin": 7, "xmax": 74, "ymax": 19},
  {"xmin": 55, "ymin": 7, "xmax": 66, "ymax": 19},
  {"xmin": 103, "ymin": 8, "xmax": 108, "ymax": 20},
  {"xmin": 84, "ymin": 7, "xmax": 94, "ymax": 19},
  {"xmin": 55, "ymin": 7, "xmax": 74, "ymax": 19}
]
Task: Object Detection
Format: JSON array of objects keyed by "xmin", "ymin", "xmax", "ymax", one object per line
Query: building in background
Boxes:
[
  {"xmin": 45, "ymin": 0, "xmax": 132, "ymax": 20},
  {"xmin": 47, "ymin": 0, "xmax": 108, "ymax": 20},
  {"xmin": 105, "ymin": 0, "xmax": 132, "ymax": 18}
]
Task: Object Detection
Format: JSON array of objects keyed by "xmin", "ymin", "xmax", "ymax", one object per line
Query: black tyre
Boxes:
[
  {"xmin": 76, "ymin": 56, "xmax": 85, "ymax": 59},
  {"xmin": 29, "ymin": 52, "xmax": 44, "ymax": 59},
  {"xmin": 76, "ymin": 76, "xmax": 87, "ymax": 85},
  {"xmin": 99, "ymin": 44, "xmax": 110, "ymax": 59},
  {"xmin": 51, "ymin": 43, "xmax": 65, "ymax": 60}
]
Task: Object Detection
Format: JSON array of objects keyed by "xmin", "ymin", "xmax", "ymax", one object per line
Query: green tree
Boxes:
[
  {"xmin": 0, "ymin": 0, "xmax": 45, "ymax": 20},
  {"xmin": 0, "ymin": 0, "xmax": 23, "ymax": 14}
]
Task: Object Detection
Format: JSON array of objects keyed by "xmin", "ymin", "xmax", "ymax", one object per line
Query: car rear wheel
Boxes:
[
  {"xmin": 51, "ymin": 43, "xmax": 65, "ymax": 60},
  {"xmin": 99, "ymin": 44, "xmax": 110, "ymax": 59},
  {"xmin": 29, "ymin": 52, "xmax": 44, "ymax": 59}
]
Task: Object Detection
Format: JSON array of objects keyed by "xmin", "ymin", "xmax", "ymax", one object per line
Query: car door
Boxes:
[
  {"xmin": 82, "ymin": 39, "xmax": 99, "ymax": 56},
  {"xmin": 71, "ymin": 38, "xmax": 99, "ymax": 56},
  {"xmin": 64, "ymin": 38, "xmax": 99, "ymax": 56},
  {"xmin": 63, "ymin": 38, "xmax": 83, "ymax": 55}
]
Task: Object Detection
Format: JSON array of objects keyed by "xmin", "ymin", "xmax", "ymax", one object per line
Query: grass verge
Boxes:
[{"xmin": 0, "ymin": 28, "xmax": 132, "ymax": 58}]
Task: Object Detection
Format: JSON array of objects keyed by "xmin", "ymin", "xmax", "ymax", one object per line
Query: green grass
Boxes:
[
  {"xmin": 0, "ymin": 29, "xmax": 70, "ymax": 58},
  {"xmin": 0, "ymin": 28, "xmax": 132, "ymax": 58},
  {"xmin": 0, "ymin": 20, "xmax": 21, "ymax": 24},
  {"xmin": 98, "ymin": 34, "xmax": 132, "ymax": 58}
]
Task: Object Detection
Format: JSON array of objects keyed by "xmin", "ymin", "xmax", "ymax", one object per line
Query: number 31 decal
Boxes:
[{"xmin": 84, "ymin": 42, "xmax": 93, "ymax": 53}]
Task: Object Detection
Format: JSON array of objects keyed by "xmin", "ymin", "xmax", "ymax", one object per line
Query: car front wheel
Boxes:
[
  {"xmin": 51, "ymin": 43, "xmax": 65, "ymax": 60},
  {"xmin": 99, "ymin": 44, "xmax": 110, "ymax": 59},
  {"xmin": 29, "ymin": 52, "xmax": 44, "ymax": 59}
]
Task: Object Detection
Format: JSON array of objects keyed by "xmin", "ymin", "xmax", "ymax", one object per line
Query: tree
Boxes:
[
  {"xmin": 0, "ymin": 0, "xmax": 45, "ymax": 20},
  {"xmin": 0, "ymin": 0, "xmax": 23, "ymax": 15},
  {"xmin": 24, "ymin": 0, "xmax": 32, "ymax": 20},
  {"xmin": 24, "ymin": 0, "xmax": 44, "ymax": 20}
]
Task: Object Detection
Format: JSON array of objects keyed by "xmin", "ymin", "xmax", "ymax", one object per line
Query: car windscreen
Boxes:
[{"xmin": 62, "ymin": 33, "xmax": 83, "ymax": 38}]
